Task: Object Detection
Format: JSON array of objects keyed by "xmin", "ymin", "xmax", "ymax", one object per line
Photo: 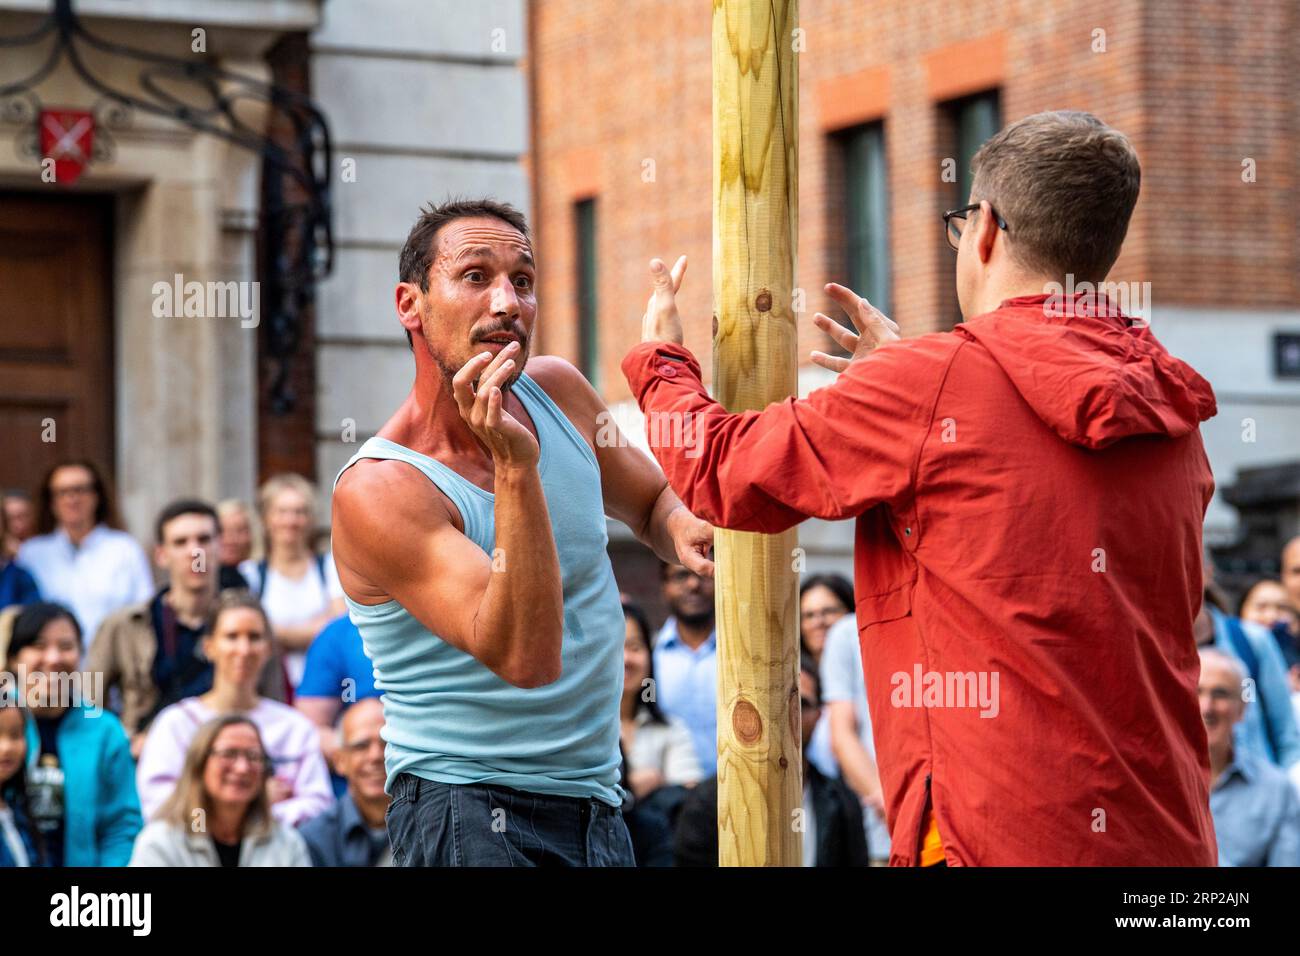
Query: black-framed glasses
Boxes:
[{"xmin": 943, "ymin": 203, "xmax": 1008, "ymax": 251}]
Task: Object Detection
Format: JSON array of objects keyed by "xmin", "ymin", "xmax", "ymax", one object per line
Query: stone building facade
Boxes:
[{"xmin": 0, "ymin": 0, "xmax": 528, "ymax": 542}]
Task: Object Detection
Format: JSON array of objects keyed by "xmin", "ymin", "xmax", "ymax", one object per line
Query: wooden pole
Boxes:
[{"xmin": 712, "ymin": 0, "xmax": 801, "ymax": 867}]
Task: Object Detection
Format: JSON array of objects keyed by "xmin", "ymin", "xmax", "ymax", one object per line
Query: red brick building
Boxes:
[{"xmin": 527, "ymin": 0, "xmax": 1300, "ymax": 603}]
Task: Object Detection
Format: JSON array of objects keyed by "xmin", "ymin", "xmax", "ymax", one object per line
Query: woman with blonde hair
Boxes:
[
  {"xmin": 136, "ymin": 590, "xmax": 332, "ymax": 826},
  {"xmin": 238, "ymin": 474, "xmax": 345, "ymax": 689},
  {"xmin": 130, "ymin": 714, "xmax": 310, "ymax": 866}
]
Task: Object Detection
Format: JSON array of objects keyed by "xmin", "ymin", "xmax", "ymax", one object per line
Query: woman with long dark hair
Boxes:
[
  {"xmin": 799, "ymin": 573, "xmax": 854, "ymax": 667},
  {"xmin": 6, "ymin": 601, "xmax": 142, "ymax": 865},
  {"xmin": 619, "ymin": 602, "xmax": 701, "ymax": 799},
  {"xmin": 17, "ymin": 460, "xmax": 153, "ymax": 647},
  {"xmin": 619, "ymin": 601, "xmax": 701, "ymax": 866}
]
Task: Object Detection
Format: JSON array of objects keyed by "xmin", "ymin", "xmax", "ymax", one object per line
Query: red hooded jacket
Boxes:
[{"xmin": 622, "ymin": 292, "xmax": 1219, "ymax": 866}]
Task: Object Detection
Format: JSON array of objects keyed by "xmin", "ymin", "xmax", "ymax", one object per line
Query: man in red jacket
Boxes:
[{"xmin": 622, "ymin": 110, "xmax": 1218, "ymax": 866}]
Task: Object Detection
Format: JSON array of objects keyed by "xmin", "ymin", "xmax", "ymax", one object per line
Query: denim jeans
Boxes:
[{"xmin": 386, "ymin": 774, "xmax": 636, "ymax": 867}]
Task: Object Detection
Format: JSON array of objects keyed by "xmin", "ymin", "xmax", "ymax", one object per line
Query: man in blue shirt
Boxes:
[
  {"xmin": 1199, "ymin": 600, "xmax": 1300, "ymax": 769},
  {"xmin": 299, "ymin": 698, "xmax": 391, "ymax": 866},
  {"xmin": 0, "ymin": 496, "xmax": 39, "ymax": 609},
  {"xmin": 295, "ymin": 613, "xmax": 380, "ymax": 790},
  {"xmin": 1201, "ymin": 647, "xmax": 1300, "ymax": 866},
  {"xmin": 652, "ymin": 562, "xmax": 717, "ymax": 774}
]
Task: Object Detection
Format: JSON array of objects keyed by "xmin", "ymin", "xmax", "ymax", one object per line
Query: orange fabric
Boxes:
[
  {"xmin": 920, "ymin": 809, "xmax": 945, "ymax": 867},
  {"xmin": 623, "ymin": 292, "xmax": 1220, "ymax": 866}
]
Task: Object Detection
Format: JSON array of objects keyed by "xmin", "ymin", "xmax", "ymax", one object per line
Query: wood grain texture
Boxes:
[{"xmin": 712, "ymin": 0, "xmax": 802, "ymax": 867}]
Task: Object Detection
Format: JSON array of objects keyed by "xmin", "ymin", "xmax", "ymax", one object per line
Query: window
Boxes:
[
  {"xmin": 836, "ymin": 122, "xmax": 891, "ymax": 316},
  {"xmin": 948, "ymin": 91, "xmax": 1001, "ymax": 207},
  {"xmin": 937, "ymin": 90, "xmax": 1001, "ymax": 329},
  {"xmin": 574, "ymin": 198, "xmax": 598, "ymax": 386}
]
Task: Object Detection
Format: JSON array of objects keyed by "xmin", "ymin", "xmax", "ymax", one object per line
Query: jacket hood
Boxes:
[{"xmin": 954, "ymin": 293, "xmax": 1217, "ymax": 449}]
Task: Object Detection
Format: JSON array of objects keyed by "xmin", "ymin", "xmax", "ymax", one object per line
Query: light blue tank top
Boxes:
[{"xmin": 333, "ymin": 372, "xmax": 625, "ymax": 806}]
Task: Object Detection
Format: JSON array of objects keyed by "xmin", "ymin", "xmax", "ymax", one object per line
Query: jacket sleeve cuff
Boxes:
[{"xmin": 620, "ymin": 341, "xmax": 704, "ymax": 405}]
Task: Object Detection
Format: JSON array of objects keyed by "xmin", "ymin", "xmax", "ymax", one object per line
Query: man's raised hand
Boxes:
[
  {"xmin": 452, "ymin": 341, "xmax": 540, "ymax": 467},
  {"xmin": 810, "ymin": 283, "xmax": 901, "ymax": 373},
  {"xmin": 641, "ymin": 255, "xmax": 688, "ymax": 345}
]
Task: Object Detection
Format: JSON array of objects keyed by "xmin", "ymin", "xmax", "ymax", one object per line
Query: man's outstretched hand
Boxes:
[
  {"xmin": 811, "ymin": 283, "xmax": 901, "ymax": 372},
  {"xmin": 641, "ymin": 255, "xmax": 689, "ymax": 345}
]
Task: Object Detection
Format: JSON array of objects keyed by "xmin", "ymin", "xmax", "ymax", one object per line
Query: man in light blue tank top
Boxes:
[{"xmin": 331, "ymin": 199, "xmax": 713, "ymax": 866}]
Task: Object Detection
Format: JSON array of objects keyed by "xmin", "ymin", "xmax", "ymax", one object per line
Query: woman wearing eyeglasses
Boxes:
[
  {"xmin": 130, "ymin": 714, "xmax": 310, "ymax": 867},
  {"xmin": 17, "ymin": 461, "xmax": 153, "ymax": 650},
  {"xmin": 135, "ymin": 591, "xmax": 332, "ymax": 827},
  {"xmin": 798, "ymin": 573, "xmax": 853, "ymax": 669}
]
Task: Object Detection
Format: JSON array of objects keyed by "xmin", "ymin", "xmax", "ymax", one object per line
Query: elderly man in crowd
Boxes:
[
  {"xmin": 1201, "ymin": 647, "xmax": 1300, "ymax": 866},
  {"xmin": 298, "ymin": 698, "xmax": 391, "ymax": 867}
]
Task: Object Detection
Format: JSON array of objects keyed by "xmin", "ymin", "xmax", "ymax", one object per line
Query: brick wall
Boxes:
[{"xmin": 530, "ymin": 0, "xmax": 1299, "ymax": 402}]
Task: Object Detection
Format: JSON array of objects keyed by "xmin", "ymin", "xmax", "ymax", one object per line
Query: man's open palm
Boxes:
[{"xmin": 811, "ymin": 283, "xmax": 901, "ymax": 373}]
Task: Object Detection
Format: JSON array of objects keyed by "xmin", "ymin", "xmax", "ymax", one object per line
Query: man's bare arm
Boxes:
[
  {"xmin": 332, "ymin": 345, "xmax": 565, "ymax": 687},
  {"xmin": 527, "ymin": 355, "xmax": 713, "ymax": 577}
]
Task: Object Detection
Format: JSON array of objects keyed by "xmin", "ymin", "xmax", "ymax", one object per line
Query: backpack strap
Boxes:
[
  {"xmin": 1221, "ymin": 616, "xmax": 1260, "ymax": 685},
  {"xmin": 179, "ymin": 699, "xmax": 208, "ymax": 729}
]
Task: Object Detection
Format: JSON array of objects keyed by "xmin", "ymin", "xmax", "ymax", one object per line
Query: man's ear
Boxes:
[
  {"xmin": 153, "ymin": 543, "xmax": 167, "ymax": 570},
  {"xmin": 395, "ymin": 282, "xmax": 423, "ymax": 339},
  {"xmin": 975, "ymin": 199, "xmax": 999, "ymax": 265}
]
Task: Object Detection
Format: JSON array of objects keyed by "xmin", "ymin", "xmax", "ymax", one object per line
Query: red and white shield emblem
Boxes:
[{"xmin": 39, "ymin": 109, "xmax": 95, "ymax": 185}]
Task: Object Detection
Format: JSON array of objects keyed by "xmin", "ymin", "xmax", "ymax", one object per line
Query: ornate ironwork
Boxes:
[{"xmin": 0, "ymin": 0, "xmax": 333, "ymax": 413}]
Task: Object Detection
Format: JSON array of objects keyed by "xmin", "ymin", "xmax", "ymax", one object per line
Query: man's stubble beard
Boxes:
[
  {"xmin": 421, "ymin": 320, "xmax": 531, "ymax": 396},
  {"xmin": 432, "ymin": 351, "xmax": 529, "ymax": 396}
]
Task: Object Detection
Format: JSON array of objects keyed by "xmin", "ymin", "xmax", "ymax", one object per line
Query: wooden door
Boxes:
[{"xmin": 0, "ymin": 191, "xmax": 114, "ymax": 501}]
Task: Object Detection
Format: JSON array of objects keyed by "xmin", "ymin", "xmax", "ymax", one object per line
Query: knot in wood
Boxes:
[{"xmin": 731, "ymin": 699, "xmax": 763, "ymax": 745}]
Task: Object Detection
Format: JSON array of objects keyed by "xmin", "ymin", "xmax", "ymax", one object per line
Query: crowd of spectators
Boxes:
[{"xmin": 1, "ymin": 458, "xmax": 1299, "ymax": 866}]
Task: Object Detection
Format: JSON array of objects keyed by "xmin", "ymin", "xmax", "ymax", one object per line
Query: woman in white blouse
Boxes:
[
  {"xmin": 238, "ymin": 474, "xmax": 345, "ymax": 690},
  {"xmin": 17, "ymin": 461, "xmax": 153, "ymax": 650},
  {"xmin": 620, "ymin": 602, "xmax": 702, "ymax": 799}
]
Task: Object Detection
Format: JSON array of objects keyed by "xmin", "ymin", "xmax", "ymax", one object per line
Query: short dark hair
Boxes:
[
  {"xmin": 969, "ymin": 110, "xmax": 1141, "ymax": 282},
  {"xmin": 154, "ymin": 498, "xmax": 219, "ymax": 545},
  {"xmin": 397, "ymin": 198, "xmax": 531, "ymax": 349}
]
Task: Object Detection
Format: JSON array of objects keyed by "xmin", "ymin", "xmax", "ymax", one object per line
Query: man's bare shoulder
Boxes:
[
  {"xmin": 332, "ymin": 457, "xmax": 470, "ymax": 605},
  {"xmin": 524, "ymin": 354, "xmax": 597, "ymax": 398},
  {"xmin": 333, "ymin": 457, "xmax": 453, "ymax": 535},
  {"xmin": 523, "ymin": 354, "xmax": 604, "ymax": 425}
]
